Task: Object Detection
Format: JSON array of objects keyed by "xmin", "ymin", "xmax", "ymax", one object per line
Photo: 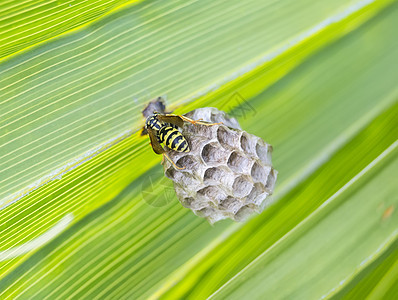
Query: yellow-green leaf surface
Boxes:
[
  {"xmin": 0, "ymin": 0, "xmax": 137, "ymax": 60},
  {"xmin": 0, "ymin": 0, "xmax": 397, "ymax": 298}
]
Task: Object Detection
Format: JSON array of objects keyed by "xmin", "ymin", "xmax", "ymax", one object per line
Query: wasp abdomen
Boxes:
[{"xmin": 159, "ymin": 126, "xmax": 190, "ymax": 152}]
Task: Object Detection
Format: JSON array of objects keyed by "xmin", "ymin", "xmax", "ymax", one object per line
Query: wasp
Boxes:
[{"xmin": 144, "ymin": 112, "xmax": 219, "ymax": 170}]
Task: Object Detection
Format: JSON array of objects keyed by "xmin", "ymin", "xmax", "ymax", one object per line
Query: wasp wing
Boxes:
[
  {"xmin": 157, "ymin": 114, "xmax": 184, "ymax": 128},
  {"xmin": 147, "ymin": 128, "xmax": 165, "ymax": 154}
]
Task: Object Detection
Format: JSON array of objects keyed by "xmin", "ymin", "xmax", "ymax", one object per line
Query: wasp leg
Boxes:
[
  {"xmin": 162, "ymin": 153, "xmax": 185, "ymax": 170},
  {"xmin": 179, "ymin": 115, "xmax": 222, "ymax": 126}
]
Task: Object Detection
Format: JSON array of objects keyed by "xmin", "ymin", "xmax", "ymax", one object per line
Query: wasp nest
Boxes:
[{"xmin": 163, "ymin": 107, "xmax": 277, "ymax": 223}]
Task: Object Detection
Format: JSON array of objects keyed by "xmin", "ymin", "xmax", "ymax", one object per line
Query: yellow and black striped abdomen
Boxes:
[{"xmin": 159, "ymin": 126, "xmax": 190, "ymax": 152}]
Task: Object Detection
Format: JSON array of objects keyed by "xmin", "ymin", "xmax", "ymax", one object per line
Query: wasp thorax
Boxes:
[
  {"xmin": 163, "ymin": 107, "xmax": 277, "ymax": 224},
  {"xmin": 145, "ymin": 114, "xmax": 162, "ymax": 131}
]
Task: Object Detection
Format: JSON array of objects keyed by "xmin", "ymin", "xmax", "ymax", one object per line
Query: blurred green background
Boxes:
[{"xmin": 0, "ymin": 0, "xmax": 397, "ymax": 298}]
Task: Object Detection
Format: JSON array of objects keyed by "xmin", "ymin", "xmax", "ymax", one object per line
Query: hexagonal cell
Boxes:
[
  {"xmin": 210, "ymin": 112, "xmax": 227, "ymax": 125},
  {"xmin": 217, "ymin": 126, "xmax": 240, "ymax": 149},
  {"xmin": 246, "ymin": 183, "xmax": 267, "ymax": 205},
  {"xmin": 186, "ymin": 136, "xmax": 207, "ymax": 153},
  {"xmin": 188, "ymin": 123, "xmax": 216, "ymax": 139},
  {"xmin": 181, "ymin": 197, "xmax": 195, "ymax": 208},
  {"xmin": 203, "ymin": 167, "xmax": 222, "ymax": 183},
  {"xmin": 203, "ymin": 166, "xmax": 234, "ymax": 187},
  {"xmin": 234, "ymin": 205, "xmax": 255, "ymax": 222},
  {"xmin": 165, "ymin": 167, "xmax": 178, "ymax": 180},
  {"xmin": 219, "ymin": 196, "xmax": 242, "ymax": 214},
  {"xmin": 195, "ymin": 207, "xmax": 213, "ymax": 218},
  {"xmin": 256, "ymin": 141, "xmax": 271, "ymax": 164},
  {"xmin": 251, "ymin": 162, "xmax": 271, "ymax": 185},
  {"xmin": 265, "ymin": 168, "xmax": 277, "ymax": 192},
  {"xmin": 174, "ymin": 185, "xmax": 191, "ymax": 200},
  {"xmin": 232, "ymin": 175, "xmax": 253, "ymax": 198},
  {"xmin": 195, "ymin": 207, "xmax": 226, "ymax": 223},
  {"xmin": 176, "ymin": 155, "xmax": 198, "ymax": 170},
  {"xmin": 240, "ymin": 132, "xmax": 256, "ymax": 156},
  {"xmin": 197, "ymin": 186, "xmax": 227, "ymax": 205},
  {"xmin": 201, "ymin": 142, "xmax": 229, "ymax": 165},
  {"xmin": 176, "ymin": 172, "xmax": 201, "ymax": 187},
  {"xmin": 227, "ymin": 151, "xmax": 250, "ymax": 173},
  {"xmin": 181, "ymin": 197, "xmax": 208, "ymax": 210}
]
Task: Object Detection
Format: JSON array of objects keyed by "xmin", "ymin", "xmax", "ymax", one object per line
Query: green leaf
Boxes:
[
  {"xmin": 334, "ymin": 240, "xmax": 398, "ymax": 299},
  {"xmin": 0, "ymin": 0, "xmax": 138, "ymax": 60},
  {"xmin": 0, "ymin": 0, "xmax": 397, "ymax": 298}
]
